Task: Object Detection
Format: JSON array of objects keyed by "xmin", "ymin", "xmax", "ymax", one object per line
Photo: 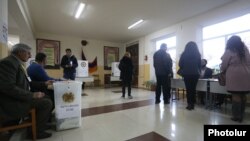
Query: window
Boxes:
[
  {"xmin": 203, "ymin": 37, "xmax": 225, "ymax": 68},
  {"xmin": 156, "ymin": 36, "xmax": 177, "ymax": 77},
  {"xmin": 203, "ymin": 14, "xmax": 250, "ymax": 39},
  {"xmin": 202, "ymin": 13, "xmax": 250, "ymax": 72}
]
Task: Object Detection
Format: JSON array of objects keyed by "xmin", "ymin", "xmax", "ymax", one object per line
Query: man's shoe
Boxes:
[
  {"xmin": 155, "ymin": 100, "xmax": 161, "ymax": 104},
  {"xmin": 155, "ymin": 101, "xmax": 160, "ymax": 104},
  {"xmin": 231, "ymin": 117, "xmax": 242, "ymax": 123},
  {"xmin": 128, "ymin": 96, "xmax": 133, "ymax": 99},
  {"xmin": 186, "ymin": 105, "xmax": 194, "ymax": 110},
  {"xmin": 27, "ymin": 131, "xmax": 52, "ymax": 140},
  {"xmin": 164, "ymin": 101, "xmax": 170, "ymax": 104},
  {"xmin": 37, "ymin": 131, "xmax": 52, "ymax": 139}
]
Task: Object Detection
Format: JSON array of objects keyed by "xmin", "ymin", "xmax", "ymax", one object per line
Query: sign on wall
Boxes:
[
  {"xmin": 36, "ymin": 39, "xmax": 60, "ymax": 69},
  {"xmin": 0, "ymin": 22, "xmax": 7, "ymax": 44}
]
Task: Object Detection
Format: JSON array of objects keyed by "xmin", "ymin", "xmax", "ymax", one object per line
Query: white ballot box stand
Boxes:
[
  {"xmin": 111, "ymin": 62, "xmax": 120, "ymax": 76},
  {"xmin": 53, "ymin": 81, "xmax": 82, "ymax": 131}
]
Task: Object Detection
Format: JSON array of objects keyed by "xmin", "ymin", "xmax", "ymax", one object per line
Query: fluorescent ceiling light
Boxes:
[
  {"xmin": 8, "ymin": 41, "xmax": 14, "ymax": 46},
  {"xmin": 128, "ymin": 19, "xmax": 144, "ymax": 29},
  {"xmin": 75, "ymin": 3, "xmax": 85, "ymax": 19}
]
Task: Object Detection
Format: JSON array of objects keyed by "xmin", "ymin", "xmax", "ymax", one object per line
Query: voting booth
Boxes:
[
  {"xmin": 53, "ymin": 81, "xmax": 82, "ymax": 131},
  {"xmin": 111, "ymin": 62, "xmax": 120, "ymax": 76},
  {"xmin": 76, "ymin": 60, "xmax": 88, "ymax": 77}
]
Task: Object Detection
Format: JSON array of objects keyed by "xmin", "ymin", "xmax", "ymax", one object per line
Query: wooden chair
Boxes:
[{"xmin": 0, "ymin": 108, "xmax": 36, "ymax": 141}]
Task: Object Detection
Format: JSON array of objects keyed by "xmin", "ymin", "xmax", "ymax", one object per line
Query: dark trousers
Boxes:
[
  {"xmin": 183, "ymin": 75, "xmax": 199, "ymax": 107},
  {"xmin": 122, "ymin": 80, "xmax": 131, "ymax": 97},
  {"xmin": 44, "ymin": 89, "xmax": 55, "ymax": 109},
  {"xmin": 63, "ymin": 72, "xmax": 76, "ymax": 80},
  {"xmin": 31, "ymin": 98, "xmax": 52, "ymax": 133},
  {"xmin": 155, "ymin": 75, "xmax": 171, "ymax": 102}
]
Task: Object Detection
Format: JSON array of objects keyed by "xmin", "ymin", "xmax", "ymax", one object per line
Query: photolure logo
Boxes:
[{"xmin": 204, "ymin": 125, "xmax": 250, "ymax": 141}]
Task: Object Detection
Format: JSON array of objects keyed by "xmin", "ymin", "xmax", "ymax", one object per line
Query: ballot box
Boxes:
[
  {"xmin": 111, "ymin": 62, "xmax": 120, "ymax": 77},
  {"xmin": 76, "ymin": 60, "xmax": 88, "ymax": 77},
  {"xmin": 53, "ymin": 81, "xmax": 82, "ymax": 131}
]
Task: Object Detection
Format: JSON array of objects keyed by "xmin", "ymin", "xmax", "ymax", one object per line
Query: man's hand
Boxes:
[
  {"xmin": 65, "ymin": 64, "xmax": 72, "ymax": 68},
  {"xmin": 45, "ymin": 80, "xmax": 55, "ymax": 86},
  {"xmin": 33, "ymin": 92, "xmax": 45, "ymax": 99}
]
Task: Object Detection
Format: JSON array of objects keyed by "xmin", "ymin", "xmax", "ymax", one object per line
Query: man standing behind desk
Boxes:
[
  {"xmin": 0, "ymin": 43, "xmax": 52, "ymax": 139},
  {"xmin": 60, "ymin": 48, "xmax": 78, "ymax": 80}
]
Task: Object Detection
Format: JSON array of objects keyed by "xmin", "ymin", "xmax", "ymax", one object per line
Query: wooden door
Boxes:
[{"xmin": 126, "ymin": 44, "xmax": 139, "ymax": 87}]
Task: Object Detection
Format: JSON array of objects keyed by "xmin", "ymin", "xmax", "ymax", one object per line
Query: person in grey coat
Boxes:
[
  {"xmin": 220, "ymin": 35, "xmax": 250, "ymax": 122},
  {"xmin": 153, "ymin": 43, "xmax": 173, "ymax": 104}
]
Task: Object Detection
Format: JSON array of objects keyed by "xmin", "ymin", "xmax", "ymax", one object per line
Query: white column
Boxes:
[{"xmin": 0, "ymin": 0, "xmax": 8, "ymax": 58}]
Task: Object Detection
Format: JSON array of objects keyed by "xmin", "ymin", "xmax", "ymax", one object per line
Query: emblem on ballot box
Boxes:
[
  {"xmin": 81, "ymin": 61, "xmax": 87, "ymax": 67},
  {"xmin": 76, "ymin": 60, "xmax": 88, "ymax": 77},
  {"xmin": 62, "ymin": 92, "xmax": 75, "ymax": 103}
]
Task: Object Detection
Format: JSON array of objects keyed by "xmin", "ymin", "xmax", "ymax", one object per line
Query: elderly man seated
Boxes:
[{"xmin": 0, "ymin": 43, "xmax": 53, "ymax": 139}]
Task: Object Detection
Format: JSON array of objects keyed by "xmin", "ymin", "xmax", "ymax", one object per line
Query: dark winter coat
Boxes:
[
  {"xmin": 60, "ymin": 55, "xmax": 78, "ymax": 74},
  {"xmin": 153, "ymin": 49, "xmax": 173, "ymax": 76},
  {"xmin": 118, "ymin": 56, "xmax": 133, "ymax": 83}
]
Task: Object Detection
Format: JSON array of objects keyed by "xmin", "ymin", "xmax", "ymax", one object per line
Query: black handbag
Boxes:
[{"xmin": 177, "ymin": 68, "xmax": 183, "ymax": 76}]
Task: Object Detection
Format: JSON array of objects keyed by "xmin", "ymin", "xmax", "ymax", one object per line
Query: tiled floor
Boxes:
[{"xmin": 22, "ymin": 87, "xmax": 249, "ymax": 141}]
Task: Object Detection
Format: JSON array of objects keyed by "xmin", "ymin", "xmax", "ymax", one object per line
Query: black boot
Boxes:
[
  {"xmin": 231, "ymin": 102, "xmax": 242, "ymax": 122},
  {"xmin": 186, "ymin": 104, "xmax": 193, "ymax": 110},
  {"xmin": 240, "ymin": 96, "xmax": 247, "ymax": 121}
]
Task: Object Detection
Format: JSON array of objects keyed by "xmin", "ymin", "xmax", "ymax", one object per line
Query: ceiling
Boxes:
[{"xmin": 10, "ymin": 0, "xmax": 234, "ymax": 43}]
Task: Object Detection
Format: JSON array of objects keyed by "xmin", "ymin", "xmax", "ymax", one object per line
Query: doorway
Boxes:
[{"xmin": 126, "ymin": 43, "xmax": 139, "ymax": 87}]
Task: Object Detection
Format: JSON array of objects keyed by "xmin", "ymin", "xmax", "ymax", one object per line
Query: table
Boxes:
[
  {"xmin": 75, "ymin": 76, "xmax": 94, "ymax": 82},
  {"xmin": 110, "ymin": 76, "xmax": 120, "ymax": 81},
  {"xmin": 171, "ymin": 78, "xmax": 230, "ymax": 109},
  {"xmin": 109, "ymin": 76, "xmax": 121, "ymax": 87}
]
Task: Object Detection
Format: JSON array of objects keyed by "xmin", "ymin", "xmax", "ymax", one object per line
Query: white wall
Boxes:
[
  {"xmin": 9, "ymin": 0, "xmax": 250, "ymax": 81},
  {"xmin": 36, "ymin": 33, "xmax": 124, "ymax": 65},
  {"xmin": 127, "ymin": 0, "xmax": 250, "ymax": 80},
  {"xmin": 8, "ymin": 0, "xmax": 36, "ymax": 55}
]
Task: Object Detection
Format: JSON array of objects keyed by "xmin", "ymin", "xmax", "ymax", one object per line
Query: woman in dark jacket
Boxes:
[
  {"xmin": 179, "ymin": 41, "xmax": 201, "ymax": 110},
  {"xmin": 119, "ymin": 52, "xmax": 134, "ymax": 99}
]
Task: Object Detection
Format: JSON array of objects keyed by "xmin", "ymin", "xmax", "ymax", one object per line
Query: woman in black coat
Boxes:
[
  {"xmin": 119, "ymin": 52, "xmax": 134, "ymax": 99},
  {"xmin": 179, "ymin": 41, "xmax": 201, "ymax": 110}
]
